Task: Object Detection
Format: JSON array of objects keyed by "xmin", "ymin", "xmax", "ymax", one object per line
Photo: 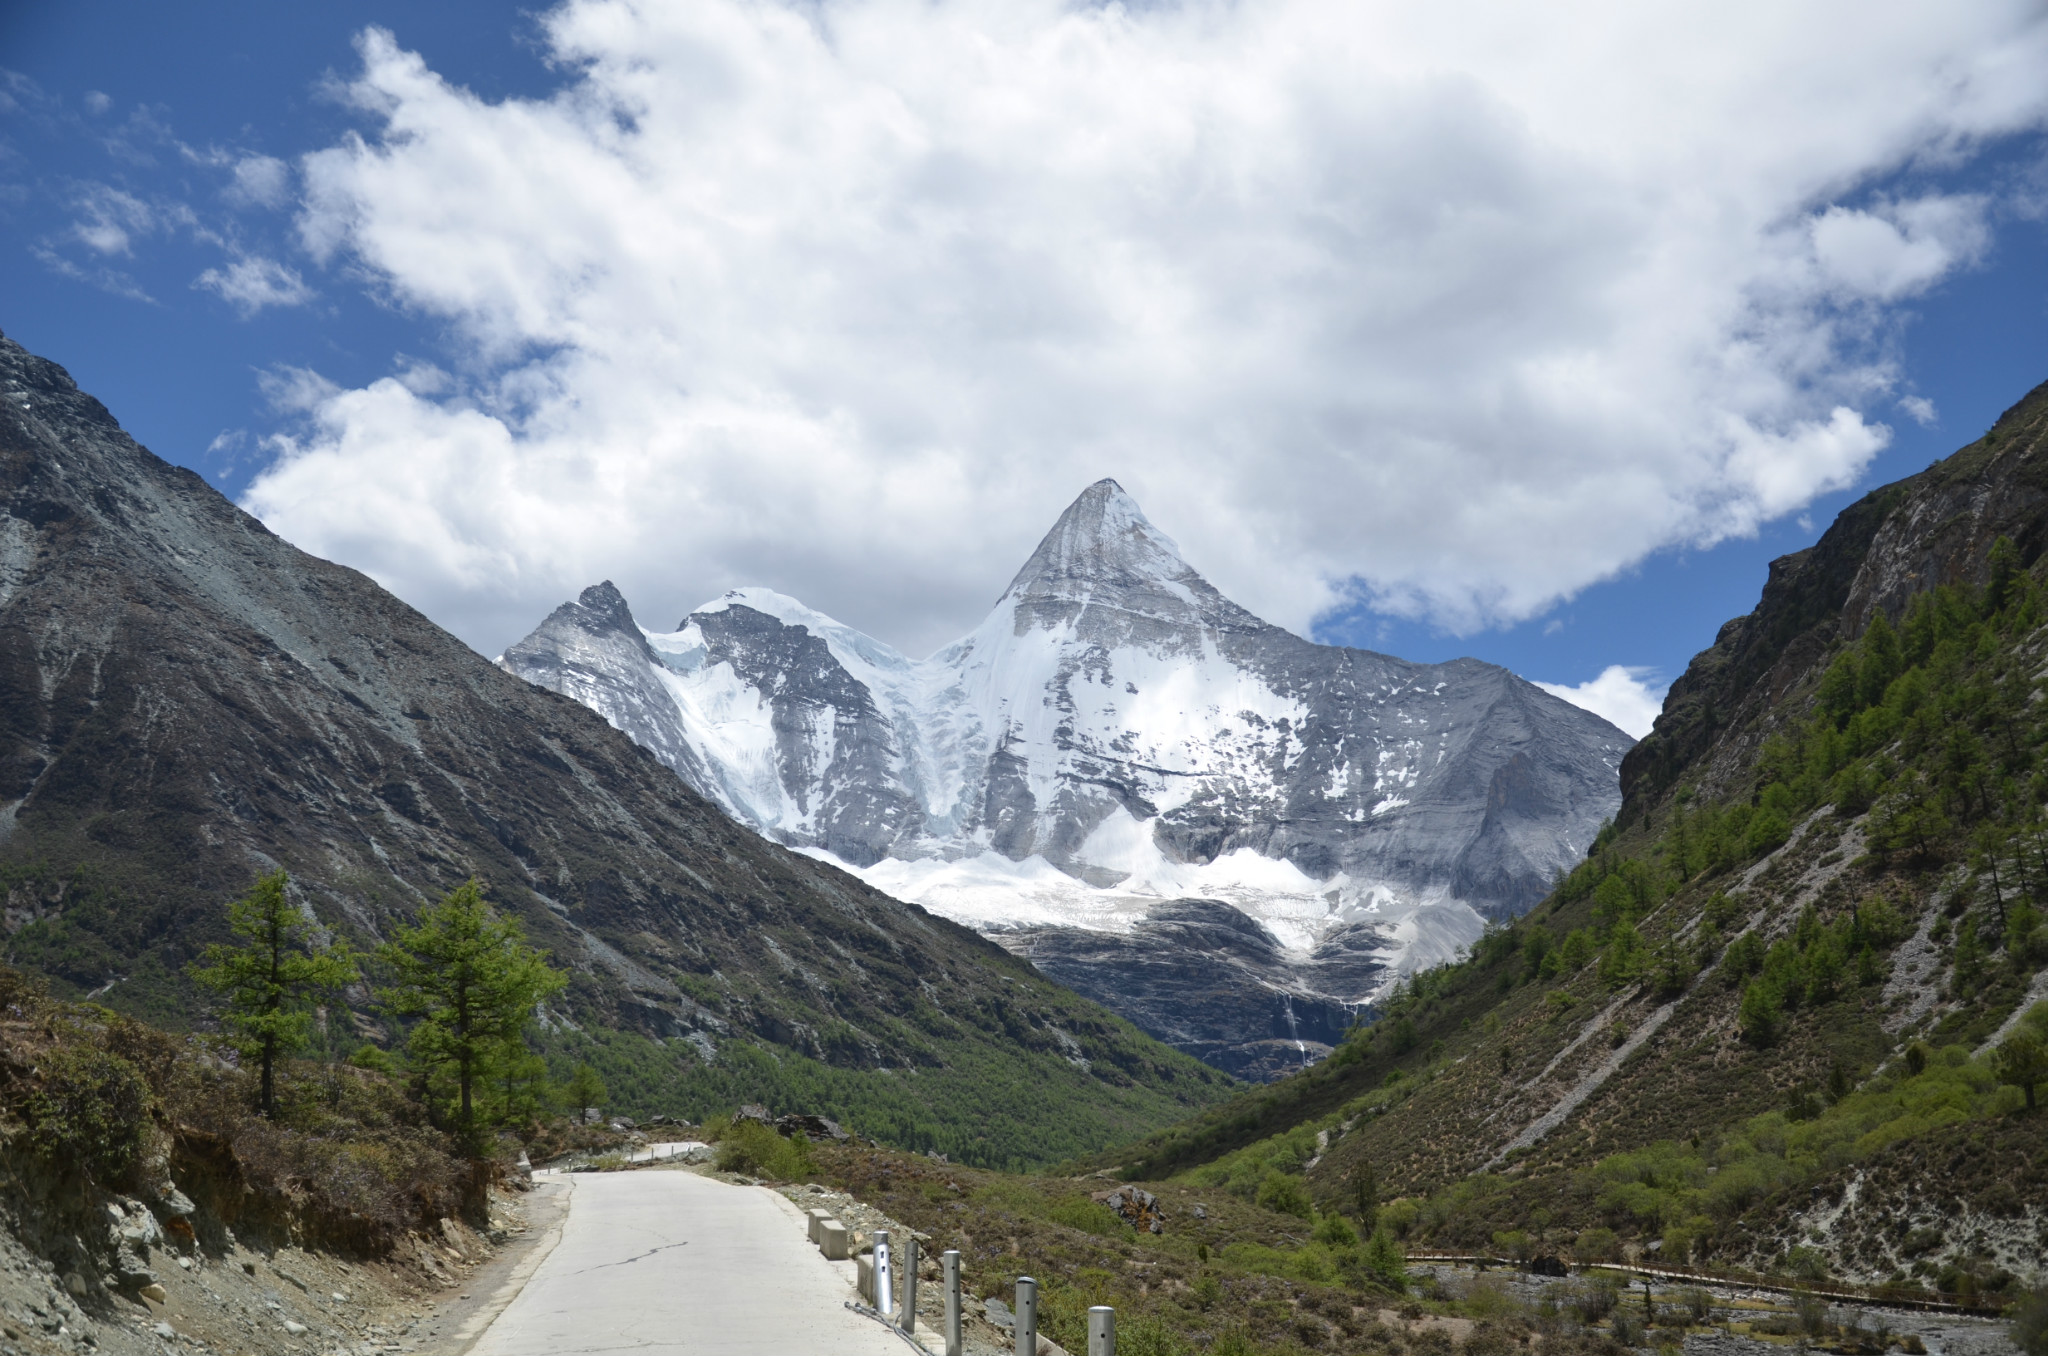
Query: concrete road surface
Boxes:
[{"xmin": 469, "ymin": 1169, "xmax": 909, "ymax": 1356}]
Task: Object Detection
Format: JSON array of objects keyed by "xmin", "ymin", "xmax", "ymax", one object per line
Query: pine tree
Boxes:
[
  {"xmin": 1350, "ymin": 1160, "xmax": 1378, "ymax": 1230},
  {"xmin": 1995, "ymin": 1032, "xmax": 2045, "ymax": 1111},
  {"xmin": 189, "ymin": 872, "xmax": 359, "ymax": 1118},
  {"xmin": 1363, "ymin": 1224, "xmax": 1407, "ymax": 1291},
  {"xmin": 379, "ymin": 879, "xmax": 567, "ymax": 1153},
  {"xmin": 564, "ymin": 1063, "xmax": 607, "ymax": 1119}
]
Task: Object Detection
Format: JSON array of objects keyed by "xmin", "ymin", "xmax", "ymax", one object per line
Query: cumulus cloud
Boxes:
[
  {"xmin": 1535, "ymin": 667, "xmax": 1668, "ymax": 740},
  {"xmin": 1808, "ymin": 197, "xmax": 1990, "ymax": 301},
  {"xmin": 245, "ymin": 0, "xmax": 2048, "ymax": 657},
  {"xmin": 195, "ymin": 254, "xmax": 315, "ymax": 314}
]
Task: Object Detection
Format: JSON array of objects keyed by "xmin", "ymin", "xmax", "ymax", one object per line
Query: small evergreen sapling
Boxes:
[{"xmin": 189, "ymin": 871, "xmax": 359, "ymax": 1118}]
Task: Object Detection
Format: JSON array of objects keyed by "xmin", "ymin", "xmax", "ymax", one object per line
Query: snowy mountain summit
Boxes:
[{"xmin": 502, "ymin": 481, "xmax": 1629, "ymax": 1076}]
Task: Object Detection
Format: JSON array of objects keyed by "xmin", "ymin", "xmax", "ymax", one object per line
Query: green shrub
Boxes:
[
  {"xmin": 1048, "ymin": 1195, "xmax": 1130, "ymax": 1238},
  {"xmin": 1574, "ymin": 1226, "xmax": 1619, "ymax": 1261},
  {"xmin": 26, "ymin": 1044, "xmax": 155, "ymax": 1184},
  {"xmin": 1312, "ymin": 1211, "xmax": 1359, "ymax": 1248},
  {"xmin": 1363, "ymin": 1224, "xmax": 1407, "ymax": 1291},
  {"xmin": 1256, "ymin": 1170, "xmax": 1313, "ymax": 1219},
  {"xmin": 713, "ymin": 1119, "xmax": 815, "ymax": 1180},
  {"xmin": 2010, "ymin": 1288, "xmax": 2048, "ymax": 1356}
]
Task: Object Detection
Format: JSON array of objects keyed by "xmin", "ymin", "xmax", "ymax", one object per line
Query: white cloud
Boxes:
[
  {"xmin": 1808, "ymin": 197, "xmax": 1990, "ymax": 301},
  {"xmin": 245, "ymin": 1, "xmax": 2048, "ymax": 657},
  {"xmin": 195, "ymin": 254, "xmax": 315, "ymax": 314},
  {"xmin": 1898, "ymin": 395, "xmax": 1938, "ymax": 426},
  {"xmin": 226, "ymin": 154, "xmax": 292, "ymax": 209},
  {"xmin": 69, "ymin": 185, "xmax": 155, "ymax": 255},
  {"xmin": 1535, "ymin": 666, "xmax": 1668, "ymax": 740}
]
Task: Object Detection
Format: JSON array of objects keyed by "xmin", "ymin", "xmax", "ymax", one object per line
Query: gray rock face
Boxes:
[
  {"xmin": 1005, "ymin": 900, "xmax": 1388, "ymax": 1081},
  {"xmin": 502, "ymin": 480, "xmax": 1632, "ymax": 1075}
]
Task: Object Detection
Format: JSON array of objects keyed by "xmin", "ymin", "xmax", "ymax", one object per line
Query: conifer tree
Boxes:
[
  {"xmin": 1995, "ymin": 1032, "xmax": 2045, "ymax": 1111},
  {"xmin": 190, "ymin": 872, "xmax": 359, "ymax": 1118},
  {"xmin": 379, "ymin": 879, "xmax": 567, "ymax": 1152}
]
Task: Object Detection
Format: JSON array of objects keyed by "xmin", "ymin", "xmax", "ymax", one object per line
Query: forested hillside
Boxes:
[{"xmin": 1080, "ymin": 377, "xmax": 2048, "ymax": 1306}]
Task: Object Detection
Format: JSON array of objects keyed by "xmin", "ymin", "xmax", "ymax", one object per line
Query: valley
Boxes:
[{"xmin": 0, "ymin": 324, "xmax": 2039, "ymax": 1356}]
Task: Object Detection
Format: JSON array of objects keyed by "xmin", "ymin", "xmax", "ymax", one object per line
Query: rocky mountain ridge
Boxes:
[
  {"xmin": 0, "ymin": 328, "xmax": 1230, "ymax": 1165},
  {"xmin": 502, "ymin": 481, "xmax": 1632, "ymax": 1076}
]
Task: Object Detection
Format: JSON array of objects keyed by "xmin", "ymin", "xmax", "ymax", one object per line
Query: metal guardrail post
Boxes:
[
  {"xmin": 1088, "ymin": 1306, "xmax": 1115, "ymax": 1356},
  {"xmin": 874, "ymin": 1230, "xmax": 895, "ymax": 1318},
  {"xmin": 1015, "ymin": 1276, "xmax": 1037, "ymax": 1356},
  {"xmin": 901, "ymin": 1236, "xmax": 919, "ymax": 1332},
  {"xmin": 942, "ymin": 1250, "xmax": 963, "ymax": 1356}
]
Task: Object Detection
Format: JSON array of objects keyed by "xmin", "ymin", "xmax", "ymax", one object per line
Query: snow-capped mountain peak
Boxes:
[
  {"xmin": 1004, "ymin": 478, "xmax": 1199, "ymax": 605},
  {"xmin": 501, "ymin": 481, "xmax": 1630, "ymax": 1075}
]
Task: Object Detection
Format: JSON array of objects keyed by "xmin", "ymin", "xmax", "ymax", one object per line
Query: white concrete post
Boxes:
[
  {"xmin": 1015, "ymin": 1276, "xmax": 1037, "ymax": 1356},
  {"xmin": 942, "ymin": 1249, "xmax": 963, "ymax": 1356},
  {"xmin": 874, "ymin": 1230, "xmax": 895, "ymax": 1318},
  {"xmin": 900, "ymin": 1236, "xmax": 919, "ymax": 1331},
  {"xmin": 1088, "ymin": 1306, "xmax": 1115, "ymax": 1356}
]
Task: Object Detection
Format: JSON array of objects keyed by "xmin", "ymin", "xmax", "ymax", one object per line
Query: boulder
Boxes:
[
  {"xmin": 1090, "ymin": 1184, "xmax": 1166, "ymax": 1234},
  {"xmin": 774, "ymin": 1113, "xmax": 847, "ymax": 1142},
  {"xmin": 736, "ymin": 1103, "xmax": 773, "ymax": 1126}
]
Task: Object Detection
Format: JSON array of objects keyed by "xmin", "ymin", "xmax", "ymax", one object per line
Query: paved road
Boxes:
[{"xmin": 469, "ymin": 1170, "xmax": 908, "ymax": 1356}]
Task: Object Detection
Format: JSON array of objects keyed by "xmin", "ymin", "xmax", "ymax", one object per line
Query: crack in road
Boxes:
[{"xmin": 570, "ymin": 1241, "xmax": 689, "ymax": 1275}]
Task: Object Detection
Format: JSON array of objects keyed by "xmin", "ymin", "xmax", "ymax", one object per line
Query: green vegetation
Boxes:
[
  {"xmin": 0, "ymin": 965, "xmax": 472, "ymax": 1248},
  {"xmin": 710, "ymin": 1116, "xmax": 816, "ymax": 1179},
  {"xmin": 23, "ymin": 1042, "xmax": 156, "ymax": 1185},
  {"xmin": 1563, "ymin": 1006, "xmax": 2044, "ymax": 1263},
  {"xmin": 189, "ymin": 871, "xmax": 360, "ymax": 1117},
  {"xmin": 377, "ymin": 878, "xmax": 569, "ymax": 1153},
  {"xmin": 532, "ymin": 1019, "xmax": 1227, "ymax": 1172},
  {"xmin": 1994, "ymin": 1028, "xmax": 2047, "ymax": 1109},
  {"xmin": 1076, "ymin": 539, "xmax": 2048, "ymax": 1315},
  {"xmin": 810, "ymin": 1142, "xmax": 1434, "ymax": 1356}
]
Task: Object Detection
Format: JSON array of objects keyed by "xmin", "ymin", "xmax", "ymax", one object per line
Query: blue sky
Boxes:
[{"xmin": 5, "ymin": 1, "xmax": 2047, "ymax": 738}]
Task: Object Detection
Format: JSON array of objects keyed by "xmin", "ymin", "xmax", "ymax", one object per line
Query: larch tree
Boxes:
[
  {"xmin": 378, "ymin": 879, "xmax": 566, "ymax": 1153},
  {"xmin": 189, "ymin": 872, "xmax": 360, "ymax": 1118}
]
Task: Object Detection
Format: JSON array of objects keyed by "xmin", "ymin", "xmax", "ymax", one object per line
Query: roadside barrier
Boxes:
[
  {"xmin": 815, "ymin": 1218, "xmax": 1117, "ymax": 1354},
  {"xmin": 1015, "ymin": 1275, "xmax": 1038, "ymax": 1356},
  {"xmin": 875, "ymin": 1230, "xmax": 896, "ymax": 1318},
  {"xmin": 942, "ymin": 1250, "xmax": 963, "ymax": 1356},
  {"xmin": 1399, "ymin": 1251, "xmax": 2010, "ymax": 1317},
  {"xmin": 1087, "ymin": 1305, "xmax": 1115, "ymax": 1356},
  {"xmin": 901, "ymin": 1236, "xmax": 920, "ymax": 1333}
]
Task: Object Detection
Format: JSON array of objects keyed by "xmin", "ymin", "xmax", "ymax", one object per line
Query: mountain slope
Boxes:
[
  {"xmin": 1083, "ymin": 377, "xmax": 2048, "ymax": 1301},
  {"xmin": 502, "ymin": 481, "xmax": 1630, "ymax": 1075},
  {"xmin": 0, "ymin": 328, "xmax": 1233, "ymax": 1167}
]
